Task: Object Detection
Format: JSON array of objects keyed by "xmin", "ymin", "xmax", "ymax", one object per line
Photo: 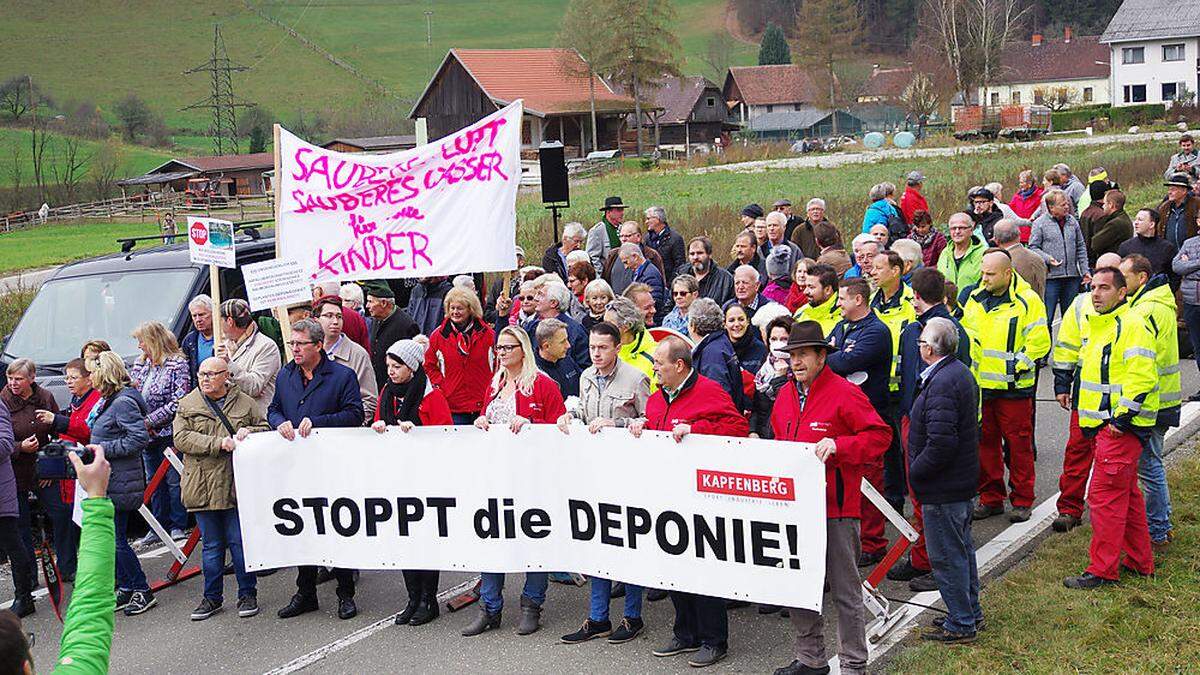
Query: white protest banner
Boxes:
[
  {"xmin": 276, "ymin": 101, "xmax": 522, "ymax": 283},
  {"xmin": 242, "ymin": 258, "xmax": 313, "ymax": 312},
  {"xmin": 187, "ymin": 216, "xmax": 236, "ymax": 268},
  {"xmin": 234, "ymin": 426, "xmax": 828, "ymax": 611}
]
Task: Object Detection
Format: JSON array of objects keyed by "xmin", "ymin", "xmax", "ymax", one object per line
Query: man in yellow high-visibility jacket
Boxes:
[
  {"xmin": 1064, "ymin": 266, "xmax": 1157, "ymax": 589},
  {"xmin": 1120, "ymin": 253, "xmax": 1177, "ymax": 547},
  {"xmin": 869, "ymin": 250, "xmax": 917, "ymax": 513},
  {"xmin": 960, "ymin": 249, "xmax": 1051, "ymax": 524},
  {"xmin": 795, "ymin": 264, "xmax": 843, "ymax": 336}
]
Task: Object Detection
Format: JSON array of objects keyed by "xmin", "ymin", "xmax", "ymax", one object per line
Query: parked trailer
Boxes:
[
  {"xmin": 953, "ymin": 106, "xmax": 1001, "ymax": 139},
  {"xmin": 955, "ymin": 105, "xmax": 1051, "ymax": 141}
]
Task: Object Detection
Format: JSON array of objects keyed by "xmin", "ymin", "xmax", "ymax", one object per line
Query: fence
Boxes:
[{"xmin": 1, "ymin": 192, "xmax": 275, "ymax": 232}]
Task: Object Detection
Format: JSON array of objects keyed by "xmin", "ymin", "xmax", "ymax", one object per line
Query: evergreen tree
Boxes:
[
  {"xmin": 758, "ymin": 23, "xmax": 793, "ymax": 65},
  {"xmin": 248, "ymin": 124, "xmax": 267, "ymax": 153},
  {"xmin": 793, "ymin": 0, "xmax": 861, "ymax": 133},
  {"xmin": 605, "ymin": 0, "xmax": 683, "ymax": 156}
]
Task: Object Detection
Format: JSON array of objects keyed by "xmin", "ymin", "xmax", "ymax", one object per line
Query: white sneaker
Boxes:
[
  {"xmin": 135, "ymin": 532, "xmax": 160, "ymax": 547},
  {"xmin": 170, "ymin": 529, "xmax": 188, "ymax": 541}
]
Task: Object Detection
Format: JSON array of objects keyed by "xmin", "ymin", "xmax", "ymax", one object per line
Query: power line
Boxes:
[{"xmin": 182, "ymin": 24, "xmax": 257, "ymax": 156}]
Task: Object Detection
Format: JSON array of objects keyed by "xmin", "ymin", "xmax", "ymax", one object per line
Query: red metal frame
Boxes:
[{"xmin": 142, "ymin": 456, "xmax": 202, "ymax": 592}]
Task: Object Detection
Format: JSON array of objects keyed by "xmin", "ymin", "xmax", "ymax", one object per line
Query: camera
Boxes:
[{"xmin": 36, "ymin": 441, "xmax": 94, "ymax": 480}]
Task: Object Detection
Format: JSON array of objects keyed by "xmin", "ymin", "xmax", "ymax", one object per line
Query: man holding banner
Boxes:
[
  {"xmin": 771, "ymin": 320, "xmax": 891, "ymax": 675},
  {"xmin": 634, "ymin": 336, "xmax": 748, "ymax": 668}
]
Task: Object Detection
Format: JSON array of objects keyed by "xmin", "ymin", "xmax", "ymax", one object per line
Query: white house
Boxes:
[
  {"xmin": 976, "ymin": 29, "xmax": 1111, "ymax": 108},
  {"xmin": 1101, "ymin": 0, "xmax": 1200, "ymax": 106},
  {"xmin": 722, "ymin": 65, "xmax": 827, "ymax": 124}
]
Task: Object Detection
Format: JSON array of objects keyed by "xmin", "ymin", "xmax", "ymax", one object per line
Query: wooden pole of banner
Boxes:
[
  {"xmin": 208, "ymin": 264, "xmax": 223, "ymax": 349},
  {"xmin": 272, "ymin": 123, "xmax": 294, "ymax": 363}
]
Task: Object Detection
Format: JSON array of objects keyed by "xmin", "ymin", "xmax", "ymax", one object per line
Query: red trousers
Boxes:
[
  {"xmin": 1086, "ymin": 426, "xmax": 1154, "ymax": 580},
  {"xmin": 900, "ymin": 416, "xmax": 930, "ymax": 571},
  {"xmin": 978, "ymin": 397, "xmax": 1036, "ymax": 509},
  {"xmin": 1056, "ymin": 410, "xmax": 1097, "ymax": 518},
  {"xmin": 860, "ymin": 456, "xmax": 887, "ymax": 555}
]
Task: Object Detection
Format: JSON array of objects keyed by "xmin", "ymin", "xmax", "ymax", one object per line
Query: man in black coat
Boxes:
[
  {"xmin": 644, "ymin": 206, "xmax": 686, "ymax": 284},
  {"xmin": 364, "ymin": 281, "xmax": 419, "ymax": 386},
  {"xmin": 907, "ymin": 317, "xmax": 982, "ymax": 643}
]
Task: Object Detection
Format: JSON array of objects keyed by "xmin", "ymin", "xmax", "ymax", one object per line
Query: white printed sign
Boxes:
[
  {"xmin": 187, "ymin": 216, "xmax": 236, "ymax": 268},
  {"xmin": 241, "ymin": 258, "xmax": 313, "ymax": 312}
]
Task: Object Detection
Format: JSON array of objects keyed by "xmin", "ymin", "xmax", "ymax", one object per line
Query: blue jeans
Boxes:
[
  {"xmin": 1043, "ymin": 276, "xmax": 1080, "ymax": 325},
  {"xmin": 143, "ymin": 436, "xmax": 187, "ymax": 532},
  {"xmin": 922, "ymin": 501, "xmax": 982, "ymax": 634},
  {"xmin": 479, "ymin": 572, "xmax": 548, "ymax": 613},
  {"xmin": 114, "ymin": 509, "xmax": 150, "ymax": 592},
  {"xmin": 39, "ymin": 483, "xmax": 79, "ymax": 578},
  {"xmin": 1138, "ymin": 426, "xmax": 1173, "ymax": 543},
  {"xmin": 195, "ymin": 509, "xmax": 256, "ymax": 603},
  {"xmin": 589, "ymin": 578, "xmax": 643, "ymax": 622}
]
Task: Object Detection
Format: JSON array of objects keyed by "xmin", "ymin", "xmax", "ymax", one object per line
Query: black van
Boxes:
[{"xmin": 1, "ymin": 230, "xmax": 280, "ymax": 406}]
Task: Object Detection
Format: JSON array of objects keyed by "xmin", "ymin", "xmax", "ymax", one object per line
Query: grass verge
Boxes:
[
  {"xmin": 0, "ymin": 220, "xmax": 161, "ymax": 274},
  {"xmin": 888, "ymin": 454, "xmax": 1200, "ymax": 673}
]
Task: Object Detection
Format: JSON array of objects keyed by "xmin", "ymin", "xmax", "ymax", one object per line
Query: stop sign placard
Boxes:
[{"xmin": 190, "ymin": 221, "xmax": 209, "ymax": 246}]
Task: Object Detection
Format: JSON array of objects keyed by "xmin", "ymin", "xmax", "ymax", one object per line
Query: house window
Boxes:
[
  {"xmin": 794, "ymin": 103, "xmax": 804, "ymax": 111},
  {"xmin": 1012, "ymin": 91, "xmax": 1021, "ymax": 104},
  {"xmin": 706, "ymin": 97, "xmax": 716, "ymax": 108},
  {"xmin": 1123, "ymin": 84, "xmax": 1147, "ymax": 103},
  {"xmin": 1164, "ymin": 82, "xmax": 1179, "ymax": 101},
  {"xmin": 1033, "ymin": 90, "xmax": 1044, "ymax": 105},
  {"xmin": 765, "ymin": 104, "xmax": 774, "ymax": 113},
  {"xmin": 1122, "ymin": 47, "xmax": 1144, "ymax": 64},
  {"xmin": 1083, "ymin": 87, "xmax": 1094, "ymax": 103},
  {"xmin": 1163, "ymin": 43, "xmax": 1185, "ymax": 62},
  {"xmin": 990, "ymin": 92, "xmax": 1000, "ymax": 105}
]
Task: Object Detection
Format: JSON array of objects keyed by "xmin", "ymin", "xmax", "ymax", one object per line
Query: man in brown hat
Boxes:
[
  {"xmin": 1158, "ymin": 173, "xmax": 1200, "ymax": 250},
  {"xmin": 588, "ymin": 196, "xmax": 627, "ymax": 271}
]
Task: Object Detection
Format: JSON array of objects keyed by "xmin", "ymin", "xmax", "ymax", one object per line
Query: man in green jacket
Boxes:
[
  {"xmin": 937, "ymin": 213, "xmax": 985, "ymax": 291},
  {"xmin": 1087, "ymin": 190, "xmax": 1133, "ymax": 266}
]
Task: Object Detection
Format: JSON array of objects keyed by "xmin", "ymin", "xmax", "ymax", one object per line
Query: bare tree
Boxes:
[
  {"xmin": 556, "ymin": 0, "xmax": 613, "ymax": 152},
  {"xmin": 922, "ymin": 0, "xmax": 1028, "ymax": 106},
  {"xmin": 971, "ymin": 0, "xmax": 1028, "ymax": 107},
  {"xmin": 792, "ymin": 0, "xmax": 861, "ymax": 134},
  {"xmin": 702, "ymin": 32, "xmax": 737, "ymax": 83},
  {"xmin": 89, "ymin": 137, "xmax": 125, "ymax": 202},
  {"xmin": 51, "ymin": 135, "xmax": 91, "ymax": 204},
  {"xmin": 1032, "ymin": 85, "xmax": 1080, "ymax": 111},
  {"xmin": 901, "ymin": 73, "xmax": 942, "ymax": 137},
  {"xmin": 922, "ymin": 0, "xmax": 971, "ymax": 104},
  {"xmin": 4, "ymin": 145, "xmax": 24, "ymax": 213}
]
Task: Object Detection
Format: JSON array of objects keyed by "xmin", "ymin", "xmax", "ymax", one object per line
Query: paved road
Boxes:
[
  {"xmin": 10, "ymin": 357, "xmax": 1198, "ymax": 674},
  {"xmin": 0, "ymin": 266, "xmax": 58, "ymax": 293}
]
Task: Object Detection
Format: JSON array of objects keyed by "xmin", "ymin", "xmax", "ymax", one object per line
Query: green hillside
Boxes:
[
  {"xmin": 0, "ymin": 0, "xmax": 752, "ymax": 132},
  {"xmin": 0, "ymin": 128, "xmax": 173, "ymax": 189}
]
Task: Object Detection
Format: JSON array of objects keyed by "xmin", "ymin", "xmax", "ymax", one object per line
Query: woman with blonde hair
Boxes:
[
  {"xmin": 465, "ymin": 325, "xmax": 566, "ymax": 638},
  {"xmin": 129, "ymin": 321, "xmax": 190, "ymax": 542},
  {"xmin": 88, "ymin": 351, "xmax": 157, "ymax": 615},
  {"xmin": 426, "ymin": 286, "xmax": 496, "ymax": 424}
]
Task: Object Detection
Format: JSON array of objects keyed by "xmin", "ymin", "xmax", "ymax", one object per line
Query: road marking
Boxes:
[{"xmin": 261, "ymin": 577, "xmax": 480, "ymax": 675}]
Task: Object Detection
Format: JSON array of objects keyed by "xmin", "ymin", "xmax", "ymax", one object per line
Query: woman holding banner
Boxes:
[
  {"xmin": 371, "ymin": 337, "xmax": 452, "ymax": 627},
  {"xmin": 466, "ymin": 326, "xmax": 566, "ymax": 637},
  {"xmin": 425, "ymin": 288, "xmax": 495, "ymax": 425}
]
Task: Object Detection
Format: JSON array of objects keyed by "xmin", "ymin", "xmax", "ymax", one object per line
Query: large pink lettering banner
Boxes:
[{"xmin": 278, "ymin": 101, "xmax": 522, "ymax": 282}]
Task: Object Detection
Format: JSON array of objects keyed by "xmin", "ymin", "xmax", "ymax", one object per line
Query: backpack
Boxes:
[{"xmin": 884, "ymin": 205, "xmax": 908, "ymax": 245}]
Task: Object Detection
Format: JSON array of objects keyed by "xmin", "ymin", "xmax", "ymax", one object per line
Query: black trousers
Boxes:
[
  {"xmin": 669, "ymin": 591, "xmax": 728, "ymax": 650},
  {"xmin": 882, "ymin": 404, "xmax": 907, "ymax": 507},
  {"xmin": 402, "ymin": 569, "xmax": 440, "ymax": 601},
  {"xmin": 0, "ymin": 516, "xmax": 33, "ymax": 600},
  {"xmin": 296, "ymin": 566, "xmax": 355, "ymax": 600}
]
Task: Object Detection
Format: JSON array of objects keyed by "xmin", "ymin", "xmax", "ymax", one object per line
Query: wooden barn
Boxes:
[
  {"xmin": 321, "ymin": 135, "xmax": 417, "ymax": 153},
  {"xmin": 118, "ymin": 153, "xmax": 273, "ymax": 195},
  {"xmin": 409, "ymin": 48, "xmax": 638, "ymax": 158},
  {"xmin": 614, "ymin": 75, "xmax": 737, "ymax": 148}
]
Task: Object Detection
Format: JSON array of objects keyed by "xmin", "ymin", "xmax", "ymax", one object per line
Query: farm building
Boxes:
[
  {"xmin": 117, "ymin": 152, "xmax": 273, "ymax": 196},
  {"xmin": 745, "ymin": 108, "xmax": 864, "ymax": 140},
  {"xmin": 409, "ymin": 48, "xmax": 638, "ymax": 158},
  {"xmin": 723, "ymin": 64, "xmax": 828, "ymax": 124},
  {"xmin": 613, "ymin": 76, "xmax": 738, "ymax": 148},
  {"xmin": 975, "ymin": 29, "xmax": 1110, "ymax": 108},
  {"xmin": 321, "ymin": 135, "xmax": 417, "ymax": 153}
]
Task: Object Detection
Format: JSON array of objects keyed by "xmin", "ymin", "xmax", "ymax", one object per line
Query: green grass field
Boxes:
[
  {"xmin": 0, "ymin": 220, "xmax": 161, "ymax": 273},
  {"xmin": 0, "ymin": 127, "xmax": 173, "ymax": 189}
]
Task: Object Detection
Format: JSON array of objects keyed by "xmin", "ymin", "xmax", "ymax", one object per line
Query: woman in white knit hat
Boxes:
[{"xmin": 370, "ymin": 335, "xmax": 452, "ymax": 627}]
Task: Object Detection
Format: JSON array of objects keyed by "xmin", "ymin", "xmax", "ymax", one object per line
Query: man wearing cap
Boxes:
[
  {"xmin": 588, "ymin": 197, "xmax": 627, "ymax": 272},
  {"xmin": 966, "ymin": 187, "xmax": 1003, "ymax": 245},
  {"xmin": 364, "ymin": 281, "xmax": 419, "ymax": 388},
  {"xmin": 1158, "ymin": 174, "xmax": 1200, "ymax": 251},
  {"xmin": 1164, "ymin": 133, "xmax": 1199, "ymax": 181},
  {"xmin": 740, "ymin": 203, "xmax": 764, "ymax": 229},
  {"xmin": 900, "ymin": 171, "xmax": 928, "ymax": 225},
  {"xmin": 772, "ymin": 198, "xmax": 801, "ymax": 243},
  {"xmin": 770, "ymin": 321, "xmax": 891, "ymax": 675}
]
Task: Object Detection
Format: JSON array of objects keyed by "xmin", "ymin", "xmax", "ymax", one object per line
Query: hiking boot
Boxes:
[
  {"xmin": 857, "ymin": 550, "xmax": 885, "ymax": 568},
  {"xmin": 277, "ymin": 594, "xmax": 319, "ymax": 619},
  {"xmin": 115, "ymin": 589, "xmax": 134, "ymax": 613},
  {"xmin": 653, "ymin": 636, "xmax": 700, "ymax": 657},
  {"xmin": 687, "ymin": 644, "xmax": 728, "ymax": 668},
  {"xmin": 560, "ymin": 618, "xmax": 612, "ymax": 644},
  {"xmin": 237, "ymin": 595, "xmax": 259, "ymax": 618},
  {"xmin": 920, "ymin": 624, "xmax": 976, "ymax": 643},
  {"xmin": 1063, "ymin": 572, "xmax": 1116, "ymax": 590},
  {"xmin": 1152, "ymin": 530, "xmax": 1174, "ymax": 553},
  {"xmin": 909, "ymin": 574, "xmax": 939, "ymax": 592},
  {"xmin": 394, "ymin": 597, "xmax": 421, "ymax": 625},
  {"xmin": 1008, "ymin": 506, "xmax": 1032, "ymax": 523},
  {"xmin": 972, "ymin": 503, "xmax": 1004, "ymax": 520},
  {"xmin": 1052, "ymin": 513, "xmax": 1082, "ymax": 532},
  {"xmin": 608, "ymin": 616, "xmax": 644, "ymax": 644},
  {"xmin": 935, "ymin": 616, "xmax": 986, "ymax": 632},
  {"xmin": 408, "ymin": 599, "xmax": 439, "ymax": 626},
  {"xmin": 190, "ymin": 598, "xmax": 222, "ymax": 621},
  {"xmin": 337, "ymin": 597, "xmax": 357, "ymax": 620},
  {"xmin": 461, "ymin": 607, "xmax": 501, "ymax": 636},
  {"xmin": 11, "ymin": 596, "xmax": 34, "ymax": 619},
  {"xmin": 124, "ymin": 590, "xmax": 157, "ymax": 616},
  {"xmin": 773, "ymin": 660, "xmax": 830, "ymax": 675},
  {"xmin": 886, "ymin": 559, "xmax": 931, "ymax": 582},
  {"xmin": 515, "ymin": 595, "xmax": 542, "ymax": 635},
  {"xmin": 646, "ymin": 588, "xmax": 669, "ymax": 602}
]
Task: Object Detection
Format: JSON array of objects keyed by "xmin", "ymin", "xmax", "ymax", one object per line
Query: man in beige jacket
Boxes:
[
  {"xmin": 215, "ymin": 299, "xmax": 281, "ymax": 416},
  {"xmin": 994, "ymin": 219, "xmax": 1047, "ymax": 298}
]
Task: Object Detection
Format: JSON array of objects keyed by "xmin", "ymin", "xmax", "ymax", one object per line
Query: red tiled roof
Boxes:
[
  {"xmin": 613, "ymin": 76, "xmax": 721, "ymax": 123},
  {"xmin": 451, "ymin": 48, "xmax": 637, "ymax": 116},
  {"xmin": 994, "ymin": 35, "xmax": 1109, "ymax": 84},
  {"xmin": 861, "ymin": 67, "xmax": 914, "ymax": 100},
  {"xmin": 177, "ymin": 153, "xmax": 274, "ymax": 172},
  {"xmin": 725, "ymin": 64, "xmax": 823, "ymax": 106}
]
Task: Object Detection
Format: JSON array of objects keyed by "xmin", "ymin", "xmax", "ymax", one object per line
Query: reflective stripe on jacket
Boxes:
[
  {"xmin": 794, "ymin": 296, "xmax": 843, "ymax": 336},
  {"xmin": 1050, "ymin": 293, "xmax": 1096, "ymax": 407},
  {"xmin": 960, "ymin": 273, "xmax": 1050, "ymax": 395},
  {"xmin": 1077, "ymin": 301, "xmax": 1159, "ymax": 430},
  {"xmin": 1127, "ymin": 274, "xmax": 1181, "ymax": 426},
  {"xmin": 871, "ymin": 284, "xmax": 916, "ymax": 391}
]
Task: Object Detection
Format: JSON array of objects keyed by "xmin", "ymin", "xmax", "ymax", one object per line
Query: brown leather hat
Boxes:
[{"xmin": 782, "ymin": 320, "xmax": 834, "ymax": 352}]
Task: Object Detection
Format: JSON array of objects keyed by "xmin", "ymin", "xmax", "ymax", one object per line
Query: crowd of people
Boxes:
[{"xmin": 2, "ymin": 135, "xmax": 1199, "ymax": 673}]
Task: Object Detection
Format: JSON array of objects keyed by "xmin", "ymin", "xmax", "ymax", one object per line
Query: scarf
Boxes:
[
  {"xmin": 910, "ymin": 228, "xmax": 936, "ymax": 248},
  {"xmin": 731, "ymin": 329, "xmax": 764, "ymax": 365},
  {"xmin": 379, "ymin": 367, "xmax": 430, "ymax": 426},
  {"xmin": 1017, "ymin": 185, "xmax": 1038, "ymax": 199},
  {"xmin": 440, "ymin": 318, "xmax": 480, "ymax": 357}
]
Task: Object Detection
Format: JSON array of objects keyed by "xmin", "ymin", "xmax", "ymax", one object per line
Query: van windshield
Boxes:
[{"xmin": 4, "ymin": 269, "xmax": 197, "ymax": 366}]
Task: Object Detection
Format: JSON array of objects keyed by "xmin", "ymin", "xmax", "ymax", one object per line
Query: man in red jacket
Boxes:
[
  {"xmin": 770, "ymin": 321, "xmax": 891, "ymax": 675},
  {"xmin": 631, "ymin": 336, "xmax": 748, "ymax": 668}
]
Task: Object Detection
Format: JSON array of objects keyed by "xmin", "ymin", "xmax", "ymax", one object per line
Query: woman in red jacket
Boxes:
[
  {"xmin": 425, "ymin": 287, "xmax": 495, "ymax": 425},
  {"xmin": 464, "ymin": 325, "xmax": 565, "ymax": 638},
  {"xmin": 371, "ymin": 336, "xmax": 452, "ymax": 628}
]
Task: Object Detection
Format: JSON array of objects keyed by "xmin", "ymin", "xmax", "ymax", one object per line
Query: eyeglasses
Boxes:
[
  {"xmin": 971, "ymin": 200, "xmax": 990, "ymax": 205},
  {"xmin": 521, "ymin": 295, "xmax": 536, "ymax": 302},
  {"xmin": 495, "ymin": 344, "xmax": 520, "ymax": 353},
  {"xmin": 287, "ymin": 340, "xmax": 317, "ymax": 348},
  {"xmin": 318, "ymin": 312, "xmax": 343, "ymax": 320},
  {"xmin": 672, "ymin": 290, "xmax": 693, "ymax": 297},
  {"xmin": 198, "ymin": 370, "xmax": 228, "ymax": 379}
]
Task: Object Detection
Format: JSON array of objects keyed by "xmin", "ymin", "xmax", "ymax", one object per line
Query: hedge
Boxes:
[{"xmin": 1052, "ymin": 103, "xmax": 1167, "ymax": 131}]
